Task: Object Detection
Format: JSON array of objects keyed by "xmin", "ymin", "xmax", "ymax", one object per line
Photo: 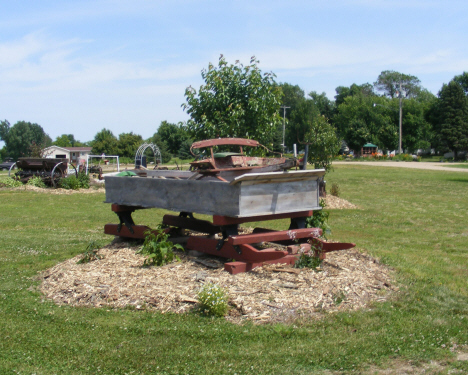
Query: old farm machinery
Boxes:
[
  {"xmin": 13, "ymin": 157, "xmax": 75, "ymax": 187},
  {"xmin": 104, "ymin": 138, "xmax": 355, "ymax": 274}
]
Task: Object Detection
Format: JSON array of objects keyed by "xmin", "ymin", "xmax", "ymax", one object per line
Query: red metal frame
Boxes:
[{"xmin": 105, "ymin": 204, "xmax": 355, "ymax": 274}]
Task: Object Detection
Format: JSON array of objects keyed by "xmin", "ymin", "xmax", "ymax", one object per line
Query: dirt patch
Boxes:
[{"xmin": 40, "ymin": 241, "xmax": 395, "ymax": 324}]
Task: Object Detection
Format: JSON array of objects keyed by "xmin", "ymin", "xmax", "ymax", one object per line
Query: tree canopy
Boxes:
[
  {"xmin": 374, "ymin": 70, "xmax": 421, "ymax": 99},
  {"xmin": 182, "ymin": 56, "xmax": 283, "ymax": 147},
  {"xmin": 0, "ymin": 120, "xmax": 51, "ymax": 160},
  {"xmin": 90, "ymin": 128, "xmax": 118, "ymax": 155},
  {"xmin": 435, "ymin": 80, "xmax": 468, "ymax": 158}
]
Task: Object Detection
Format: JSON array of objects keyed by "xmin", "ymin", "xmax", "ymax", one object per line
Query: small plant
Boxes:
[
  {"xmin": 60, "ymin": 175, "xmax": 81, "ymax": 190},
  {"xmin": 330, "ymin": 182, "xmax": 340, "ymax": 197},
  {"xmin": 27, "ymin": 176, "xmax": 46, "ymax": 188},
  {"xmin": 197, "ymin": 282, "xmax": 229, "ymax": 317},
  {"xmin": 77, "ymin": 241, "xmax": 103, "ymax": 264},
  {"xmin": 0, "ymin": 177, "xmax": 23, "ymax": 188},
  {"xmin": 294, "ymin": 252, "xmax": 322, "ymax": 270},
  {"xmin": 138, "ymin": 228, "xmax": 183, "ymax": 266},
  {"xmin": 77, "ymin": 172, "xmax": 90, "ymax": 189},
  {"xmin": 333, "ymin": 290, "xmax": 346, "ymax": 305},
  {"xmin": 294, "ymin": 243, "xmax": 323, "ymax": 270},
  {"xmin": 305, "ymin": 199, "xmax": 331, "ymax": 237},
  {"xmin": 59, "ymin": 172, "xmax": 90, "ymax": 190}
]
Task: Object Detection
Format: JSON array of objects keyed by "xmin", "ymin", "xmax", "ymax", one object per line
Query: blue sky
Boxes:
[{"xmin": 1, "ymin": 0, "xmax": 467, "ymax": 145}]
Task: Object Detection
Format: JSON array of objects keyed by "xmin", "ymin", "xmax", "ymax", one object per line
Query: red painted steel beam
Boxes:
[
  {"xmin": 310, "ymin": 238, "xmax": 356, "ymax": 253},
  {"xmin": 212, "ymin": 211, "xmax": 314, "ymax": 226},
  {"xmin": 224, "ymin": 255, "xmax": 298, "ymax": 275},
  {"xmin": 186, "ymin": 237, "xmax": 288, "ymax": 263},
  {"xmin": 227, "ymin": 228, "xmax": 322, "ymax": 246}
]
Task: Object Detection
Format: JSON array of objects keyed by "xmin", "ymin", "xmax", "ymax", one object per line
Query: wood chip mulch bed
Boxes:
[
  {"xmin": 40, "ymin": 195, "xmax": 395, "ymax": 324},
  {"xmin": 40, "ymin": 244, "xmax": 395, "ymax": 324}
]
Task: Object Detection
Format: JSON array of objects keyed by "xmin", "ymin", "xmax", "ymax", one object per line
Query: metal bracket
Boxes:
[
  {"xmin": 179, "ymin": 212, "xmax": 194, "ymax": 219},
  {"xmin": 216, "ymin": 224, "xmax": 239, "ymax": 251},
  {"xmin": 116, "ymin": 211, "xmax": 136, "ymax": 234}
]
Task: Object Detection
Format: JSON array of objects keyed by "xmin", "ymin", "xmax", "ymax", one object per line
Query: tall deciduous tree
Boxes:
[
  {"xmin": 278, "ymin": 83, "xmax": 306, "ymax": 150},
  {"xmin": 291, "ymin": 99, "xmax": 340, "ymax": 172},
  {"xmin": 374, "ymin": 70, "xmax": 421, "ymax": 98},
  {"xmin": 453, "ymin": 72, "xmax": 468, "ymax": 95},
  {"xmin": 156, "ymin": 121, "xmax": 190, "ymax": 155},
  {"xmin": 91, "ymin": 128, "xmax": 118, "ymax": 155},
  {"xmin": 436, "ymin": 81, "xmax": 468, "ymax": 159},
  {"xmin": 116, "ymin": 132, "xmax": 144, "ymax": 159},
  {"xmin": 53, "ymin": 134, "xmax": 84, "ymax": 148},
  {"xmin": 0, "ymin": 120, "xmax": 50, "ymax": 160},
  {"xmin": 182, "ymin": 56, "xmax": 283, "ymax": 148}
]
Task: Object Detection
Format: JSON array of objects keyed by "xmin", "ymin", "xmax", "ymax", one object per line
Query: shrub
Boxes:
[
  {"xmin": 26, "ymin": 176, "xmax": 46, "ymax": 188},
  {"xmin": 60, "ymin": 172, "xmax": 90, "ymax": 190},
  {"xmin": 60, "ymin": 175, "xmax": 81, "ymax": 190},
  {"xmin": 197, "ymin": 282, "xmax": 229, "ymax": 317},
  {"xmin": 0, "ymin": 177, "xmax": 23, "ymax": 188},
  {"xmin": 77, "ymin": 172, "xmax": 90, "ymax": 189},
  {"xmin": 305, "ymin": 199, "xmax": 331, "ymax": 237},
  {"xmin": 138, "ymin": 228, "xmax": 183, "ymax": 266},
  {"xmin": 294, "ymin": 251, "xmax": 322, "ymax": 270},
  {"xmin": 77, "ymin": 241, "xmax": 103, "ymax": 264},
  {"xmin": 330, "ymin": 182, "xmax": 340, "ymax": 197}
]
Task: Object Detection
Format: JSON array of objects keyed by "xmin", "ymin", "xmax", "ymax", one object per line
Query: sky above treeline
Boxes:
[{"xmin": 0, "ymin": 0, "xmax": 467, "ymax": 145}]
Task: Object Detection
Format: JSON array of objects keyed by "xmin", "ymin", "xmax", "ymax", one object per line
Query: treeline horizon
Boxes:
[{"xmin": 1, "ymin": 68, "xmax": 467, "ymax": 162}]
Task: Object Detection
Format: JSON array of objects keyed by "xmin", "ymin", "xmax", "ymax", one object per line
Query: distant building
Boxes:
[
  {"xmin": 361, "ymin": 143, "xmax": 378, "ymax": 157},
  {"xmin": 42, "ymin": 146, "xmax": 92, "ymax": 165}
]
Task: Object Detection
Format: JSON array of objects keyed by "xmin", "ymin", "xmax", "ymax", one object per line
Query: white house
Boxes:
[{"xmin": 43, "ymin": 146, "xmax": 92, "ymax": 166}]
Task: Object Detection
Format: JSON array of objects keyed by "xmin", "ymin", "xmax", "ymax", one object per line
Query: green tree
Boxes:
[
  {"xmin": 182, "ymin": 56, "xmax": 283, "ymax": 148},
  {"xmin": 0, "ymin": 120, "xmax": 50, "ymax": 160},
  {"xmin": 147, "ymin": 133, "xmax": 172, "ymax": 163},
  {"xmin": 116, "ymin": 132, "xmax": 144, "ymax": 159},
  {"xmin": 309, "ymin": 91, "xmax": 335, "ymax": 121},
  {"xmin": 156, "ymin": 121, "xmax": 190, "ymax": 155},
  {"xmin": 91, "ymin": 128, "xmax": 118, "ymax": 155},
  {"xmin": 374, "ymin": 70, "xmax": 421, "ymax": 99},
  {"xmin": 53, "ymin": 134, "xmax": 84, "ymax": 148},
  {"xmin": 291, "ymin": 99, "xmax": 340, "ymax": 172},
  {"xmin": 436, "ymin": 81, "xmax": 468, "ymax": 159},
  {"xmin": 335, "ymin": 95, "xmax": 397, "ymax": 152},
  {"xmin": 334, "ymin": 83, "xmax": 375, "ymax": 107},
  {"xmin": 453, "ymin": 72, "xmax": 468, "ymax": 95},
  {"xmin": 278, "ymin": 83, "xmax": 306, "ymax": 150}
]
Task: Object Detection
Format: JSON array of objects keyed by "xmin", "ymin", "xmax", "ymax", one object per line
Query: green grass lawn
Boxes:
[
  {"xmin": 445, "ymin": 164, "xmax": 468, "ymax": 169},
  {"xmin": 1, "ymin": 166, "xmax": 468, "ymax": 374}
]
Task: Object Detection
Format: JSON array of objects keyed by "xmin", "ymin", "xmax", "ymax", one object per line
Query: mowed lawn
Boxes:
[{"xmin": 0, "ymin": 165, "xmax": 467, "ymax": 374}]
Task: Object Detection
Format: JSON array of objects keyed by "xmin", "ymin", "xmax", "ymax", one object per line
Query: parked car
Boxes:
[{"xmin": 0, "ymin": 157, "xmax": 15, "ymax": 171}]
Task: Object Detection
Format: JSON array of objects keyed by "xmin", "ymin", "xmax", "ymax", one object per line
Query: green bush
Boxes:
[
  {"xmin": 77, "ymin": 172, "xmax": 90, "ymax": 189},
  {"xmin": 305, "ymin": 199, "xmax": 331, "ymax": 237},
  {"xmin": 0, "ymin": 177, "xmax": 23, "ymax": 188},
  {"xmin": 26, "ymin": 176, "xmax": 47, "ymax": 188},
  {"xmin": 138, "ymin": 228, "xmax": 183, "ymax": 266},
  {"xmin": 60, "ymin": 172, "xmax": 90, "ymax": 190},
  {"xmin": 59, "ymin": 175, "xmax": 81, "ymax": 190},
  {"xmin": 197, "ymin": 282, "xmax": 229, "ymax": 317},
  {"xmin": 294, "ymin": 251, "xmax": 322, "ymax": 270}
]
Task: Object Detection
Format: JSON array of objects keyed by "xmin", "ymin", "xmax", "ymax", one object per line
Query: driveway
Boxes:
[{"xmin": 333, "ymin": 161, "xmax": 468, "ymax": 173}]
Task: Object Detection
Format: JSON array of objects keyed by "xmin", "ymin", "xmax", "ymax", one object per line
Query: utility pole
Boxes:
[
  {"xmin": 280, "ymin": 106, "xmax": 290, "ymax": 153},
  {"xmin": 398, "ymin": 81, "xmax": 403, "ymax": 154}
]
